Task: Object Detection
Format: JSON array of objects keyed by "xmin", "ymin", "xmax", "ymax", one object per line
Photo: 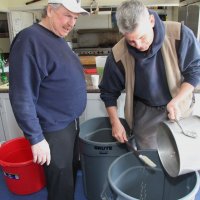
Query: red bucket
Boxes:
[{"xmin": 0, "ymin": 137, "xmax": 46, "ymax": 195}]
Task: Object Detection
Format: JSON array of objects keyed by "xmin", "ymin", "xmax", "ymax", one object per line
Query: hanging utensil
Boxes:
[
  {"xmin": 125, "ymin": 141, "xmax": 157, "ymax": 168},
  {"xmin": 25, "ymin": 0, "xmax": 42, "ymax": 5},
  {"xmin": 90, "ymin": 0, "xmax": 99, "ymax": 14}
]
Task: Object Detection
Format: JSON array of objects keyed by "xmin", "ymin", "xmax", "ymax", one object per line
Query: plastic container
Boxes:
[
  {"xmin": 0, "ymin": 137, "xmax": 46, "ymax": 195},
  {"xmin": 91, "ymin": 74, "xmax": 99, "ymax": 87},
  {"xmin": 79, "ymin": 117, "xmax": 132, "ymax": 200},
  {"xmin": 95, "ymin": 56, "xmax": 107, "ymax": 78},
  {"xmin": 83, "ymin": 68, "xmax": 97, "ymax": 74},
  {"xmin": 101, "ymin": 151, "xmax": 200, "ymax": 200}
]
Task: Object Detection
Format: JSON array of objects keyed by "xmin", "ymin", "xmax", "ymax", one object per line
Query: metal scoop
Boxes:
[
  {"xmin": 175, "ymin": 119, "xmax": 197, "ymax": 138},
  {"xmin": 125, "ymin": 141, "xmax": 157, "ymax": 168}
]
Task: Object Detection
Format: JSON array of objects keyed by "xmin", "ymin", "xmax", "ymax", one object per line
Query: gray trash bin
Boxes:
[
  {"xmin": 101, "ymin": 150, "xmax": 200, "ymax": 200},
  {"xmin": 79, "ymin": 117, "xmax": 132, "ymax": 200}
]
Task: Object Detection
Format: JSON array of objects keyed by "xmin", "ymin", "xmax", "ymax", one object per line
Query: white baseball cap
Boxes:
[{"xmin": 48, "ymin": 0, "xmax": 89, "ymax": 15}]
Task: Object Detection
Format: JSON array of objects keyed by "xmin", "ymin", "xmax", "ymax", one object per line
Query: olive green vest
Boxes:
[{"xmin": 112, "ymin": 21, "xmax": 193, "ymax": 129}]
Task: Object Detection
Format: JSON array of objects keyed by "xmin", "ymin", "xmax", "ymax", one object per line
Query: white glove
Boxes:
[{"xmin": 31, "ymin": 139, "xmax": 51, "ymax": 166}]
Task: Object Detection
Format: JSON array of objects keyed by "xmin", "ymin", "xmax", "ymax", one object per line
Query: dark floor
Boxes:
[
  {"xmin": 0, "ymin": 168, "xmax": 200, "ymax": 200},
  {"xmin": 196, "ymin": 187, "xmax": 200, "ymax": 200},
  {"xmin": 0, "ymin": 169, "xmax": 87, "ymax": 200}
]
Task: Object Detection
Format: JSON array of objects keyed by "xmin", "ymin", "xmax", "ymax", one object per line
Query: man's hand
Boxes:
[
  {"xmin": 112, "ymin": 120, "xmax": 128, "ymax": 143},
  {"xmin": 167, "ymin": 99, "xmax": 181, "ymax": 121},
  {"xmin": 106, "ymin": 106, "xmax": 128, "ymax": 143},
  {"xmin": 31, "ymin": 139, "xmax": 51, "ymax": 166},
  {"xmin": 167, "ymin": 82, "xmax": 194, "ymax": 120}
]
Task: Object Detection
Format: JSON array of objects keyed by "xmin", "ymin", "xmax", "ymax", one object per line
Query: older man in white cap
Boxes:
[{"xmin": 9, "ymin": 1, "xmax": 88, "ymax": 199}]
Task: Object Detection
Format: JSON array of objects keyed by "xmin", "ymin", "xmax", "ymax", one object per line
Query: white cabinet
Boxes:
[
  {"xmin": 80, "ymin": 93, "xmax": 125, "ymax": 124},
  {"xmin": 2, "ymin": 92, "xmax": 198, "ymax": 138},
  {"xmin": 0, "ymin": 91, "xmax": 198, "ymax": 138},
  {"xmin": 0, "ymin": 93, "xmax": 23, "ymax": 141},
  {"xmin": 0, "ymin": 92, "xmax": 126, "ymax": 138},
  {"xmin": 80, "ymin": 92, "xmax": 200, "ymax": 124}
]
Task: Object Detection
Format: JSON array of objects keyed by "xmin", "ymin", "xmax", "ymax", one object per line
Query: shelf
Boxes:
[
  {"xmin": 81, "ymin": 0, "xmax": 180, "ymax": 7},
  {"xmin": 79, "ymin": 56, "xmax": 96, "ymax": 65},
  {"xmin": 76, "ymin": 28, "xmax": 119, "ymax": 34},
  {"xmin": 0, "ymin": 33, "xmax": 9, "ymax": 38},
  {"xmin": 179, "ymin": 0, "xmax": 200, "ymax": 6}
]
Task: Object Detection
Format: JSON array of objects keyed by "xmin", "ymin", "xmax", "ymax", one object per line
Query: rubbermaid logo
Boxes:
[{"xmin": 94, "ymin": 146, "xmax": 112, "ymax": 150}]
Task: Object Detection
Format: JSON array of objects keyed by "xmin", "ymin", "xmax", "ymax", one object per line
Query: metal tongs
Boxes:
[{"xmin": 174, "ymin": 119, "xmax": 197, "ymax": 138}]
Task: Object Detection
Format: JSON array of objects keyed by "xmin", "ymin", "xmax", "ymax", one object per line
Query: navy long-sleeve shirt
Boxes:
[
  {"xmin": 99, "ymin": 11, "xmax": 200, "ymax": 107},
  {"xmin": 9, "ymin": 23, "xmax": 87, "ymax": 144}
]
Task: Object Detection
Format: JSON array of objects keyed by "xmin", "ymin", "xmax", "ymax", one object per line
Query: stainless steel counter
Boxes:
[
  {"xmin": 0, "ymin": 77, "xmax": 100, "ymax": 93},
  {"xmin": 0, "ymin": 78, "xmax": 199, "ymax": 94}
]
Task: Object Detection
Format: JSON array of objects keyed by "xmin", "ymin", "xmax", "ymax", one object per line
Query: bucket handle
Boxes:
[{"xmin": 175, "ymin": 120, "xmax": 197, "ymax": 138}]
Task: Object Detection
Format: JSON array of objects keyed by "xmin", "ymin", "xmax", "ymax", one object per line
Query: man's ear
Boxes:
[
  {"xmin": 47, "ymin": 5, "xmax": 53, "ymax": 17},
  {"xmin": 149, "ymin": 14, "xmax": 155, "ymax": 28}
]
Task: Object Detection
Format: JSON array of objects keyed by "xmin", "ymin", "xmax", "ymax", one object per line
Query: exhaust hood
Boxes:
[
  {"xmin": 178, "ymin": 3, "xmax": 200, "ymax": 41},
  {"xmin": 81, "ymin": 0, "xmax": 180, "ymax": 8}
]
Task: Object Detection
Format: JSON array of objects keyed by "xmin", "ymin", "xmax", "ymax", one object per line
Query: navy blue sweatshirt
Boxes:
[
  {"xmin": 99, "ymin": 11, "xmax": 200, "ymax": 107},
  {"xmin": 9, "ymin": 24, "xmax": 87, "ymax": 145}
]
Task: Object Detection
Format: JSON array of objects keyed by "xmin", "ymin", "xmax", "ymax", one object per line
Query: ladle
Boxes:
[
  {"xmin": 175, "ymin": 119, "xmax": 197, "ymax": 138},
  {"xmin": 125, "ymin": 141, "xmax": 157, "ymax": 168}
]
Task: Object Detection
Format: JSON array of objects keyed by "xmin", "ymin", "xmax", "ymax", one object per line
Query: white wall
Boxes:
[
  {"xmin": 0, "ymin": 2, "xmax": 8, "ymax": 12},
  {"xmin": 167, "ymin": 7, "xmax": 179, "ymax": 21},
  {"xmin": 0, "ymin": 0, "xmax": 47, "ymax": 10},
  {"xmin": 76, "ymin": 14, "xmax": 112, "ymax": 29}
]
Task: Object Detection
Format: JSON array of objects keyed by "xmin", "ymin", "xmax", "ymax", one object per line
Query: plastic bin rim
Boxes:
[
  {"xmin": 79, "ymin": 137, "xmax": 121, "ymax": 145},
  {"xmin": 107, "ymin": 152, "xmax": 200, "ymax": 200},
  {"xmin": 79, "ymin": 130, "xmax": 134, "ymax": 146},
  {"xmin": 0, "ymin": 137, "xmax": 33, "ymax": 167}
]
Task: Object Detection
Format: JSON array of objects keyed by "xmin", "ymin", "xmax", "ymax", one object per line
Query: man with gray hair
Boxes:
[
  {"xmin": 99, "ymin": 0, "xmax": 200, "ymax": 149},
  {"xmin": 9, "ymin": 0, "xmax": 88, "ymax": 199}
]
